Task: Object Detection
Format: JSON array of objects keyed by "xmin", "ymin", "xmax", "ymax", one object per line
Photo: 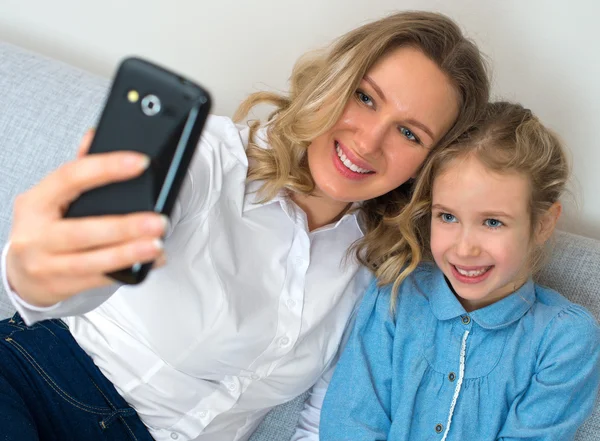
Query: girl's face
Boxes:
[
  {"xmin": 430, "ymin": 156, "xmax": 534, "ymax": 311},
  {"xmin": 306, "ymin": 46, "xmax": 459, "ymax": 204}
]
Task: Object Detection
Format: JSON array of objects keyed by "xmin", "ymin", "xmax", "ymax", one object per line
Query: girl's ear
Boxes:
[{"xmin": 535, "ymin": 201, "xmax": 562, "ymax": 245}]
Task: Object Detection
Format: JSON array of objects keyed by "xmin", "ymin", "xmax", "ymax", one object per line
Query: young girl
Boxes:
[
  {"xmin": 320, "ymin": 102, "xmax": 600, "ymax": 440},
  {"xmin": 0, "ymin": 11, "xmax": 489, "ymax": 441}
]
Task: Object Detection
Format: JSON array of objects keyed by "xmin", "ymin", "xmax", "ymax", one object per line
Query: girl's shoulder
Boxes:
[
  {"xmin": 533, "ymin": 283, "xmax": 598, "ymax": 325},
  {"xmin": 363, "ymin": 263, "xmax": 437, "ymax": 322},
  {"xmin": 371, "ymin": 262, "xmax": 438, "ymax": 295},
  {"xmin": 530, "ymin": 283, "xmax": 600, "ymax": 350}
]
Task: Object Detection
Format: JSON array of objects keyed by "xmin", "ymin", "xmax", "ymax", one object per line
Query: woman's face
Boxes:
[{"xmin": 307, "ymin": 46, "xmax": 460, "ymax": 203}]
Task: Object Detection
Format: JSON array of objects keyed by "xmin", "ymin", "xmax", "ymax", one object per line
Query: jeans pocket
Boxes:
[
  {"xmin": 3, "ymin": 333, "xmax": 115, "ymax": 416},
  {"xmin": 0, "ymin": 321, "xmax": 149, "ymax": 440}
]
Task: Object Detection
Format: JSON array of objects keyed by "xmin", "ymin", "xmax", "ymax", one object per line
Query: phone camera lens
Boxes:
[{"xmin": 141, "ymin": 94, "xmax": 161, "ymax": 116}]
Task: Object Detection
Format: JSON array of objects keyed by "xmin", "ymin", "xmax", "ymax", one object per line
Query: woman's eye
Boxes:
[
  {"xmin": 356, "ymin": 90, "xmax": 374, "ymax": 107},
  {"xmin": 440, "ymin": 213, "xmax": 457, "ymax": 223},
  {"xmin": 484, "ymin": 218, "xmax": 504, "ymax": 228},
  {"xmin": 399, "ymin": 126, "xmax": 420, "ymax": 144}
]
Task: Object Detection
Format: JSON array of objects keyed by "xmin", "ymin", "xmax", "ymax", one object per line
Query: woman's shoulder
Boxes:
[
  {"xmin": 198, "ymin": 115, "xmax": 253, "ymax": 167},
  {"xmin": 170, "ymin": 115, "xmax": 255, "ymax": 223}
]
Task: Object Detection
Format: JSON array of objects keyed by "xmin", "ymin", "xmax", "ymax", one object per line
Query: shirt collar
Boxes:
[
  {"xmin": 242, "ymin": 180, "xmax": 363, "ymax": 236},
  {"xmin": 241, "ymin": 125, "xmax": 283, "ymax": 213},
  {"xmin": 428, "ymin": 266, "xmax": 536, "ymax": 330},
  {"xmin": 428, "ymin": 267, "xmax": 467, "ymax": 321},
  {"xmin": 242, "ymin": 179, "xmax": 284, "ymax": 212}
]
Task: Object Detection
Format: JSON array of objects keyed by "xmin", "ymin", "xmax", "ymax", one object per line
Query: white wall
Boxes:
[{"xmin": 1, "ymin": 0, "xmax": 599, "ymax": 238}]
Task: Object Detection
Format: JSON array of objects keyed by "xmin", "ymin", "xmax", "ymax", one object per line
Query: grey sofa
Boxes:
[{"xmin": 0, "ymin": 41, "xmax": 598, "ymax": 440}]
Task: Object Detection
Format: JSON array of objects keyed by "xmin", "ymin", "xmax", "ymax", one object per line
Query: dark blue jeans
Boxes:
[{"xmin": 0, "ymin": 313, "xmax": 155, "ymax": 440}]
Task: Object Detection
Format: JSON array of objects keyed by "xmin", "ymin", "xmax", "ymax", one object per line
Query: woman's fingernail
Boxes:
[
  {"xmin": 153, "ymin": 239, "xmax": 164, "ymax": 250},
  {"xmin": 140, "ymin": 155, "xmax": 151, "ymax": 170},
  {"xmin": 123, "ymin": 154, "xmax": 150, "ymax": 169},
  {"xmin": 160, "ymin": 215, "xmax": 170, "ymax": 232}
]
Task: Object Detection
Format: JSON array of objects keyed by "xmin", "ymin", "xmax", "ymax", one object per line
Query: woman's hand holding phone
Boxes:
[{"xmin": 5, "ymin": 130, "xmax": 167, "ymax": 308}]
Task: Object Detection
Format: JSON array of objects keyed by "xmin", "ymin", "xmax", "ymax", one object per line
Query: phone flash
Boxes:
[{"xmin": 127, "ymin": 90, "xmax": 139, "ymax": 103}]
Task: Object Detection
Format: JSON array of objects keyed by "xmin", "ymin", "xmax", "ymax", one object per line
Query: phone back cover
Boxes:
[{"xmin": 66, "ymin": 58, "xmax": 210, "ymax": 218}]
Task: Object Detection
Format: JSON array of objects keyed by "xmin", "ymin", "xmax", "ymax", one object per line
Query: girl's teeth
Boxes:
[
  {"xmin": 456, "ymin": 266, "xmax": 490, "ymax": 277},
  {"xmin": 336, "ymin": 144, "xmax": 371, "ymax": 174}
]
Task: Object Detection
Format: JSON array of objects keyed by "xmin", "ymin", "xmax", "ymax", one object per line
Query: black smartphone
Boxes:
[{"xmin": 65, "ymin": 57, "xmax": 211, "ymax": 285}]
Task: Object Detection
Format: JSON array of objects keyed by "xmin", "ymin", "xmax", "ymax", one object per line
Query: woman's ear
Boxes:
[{"xmin": 535, "ymin": 201, "xmax": 562, "ymax": 245}]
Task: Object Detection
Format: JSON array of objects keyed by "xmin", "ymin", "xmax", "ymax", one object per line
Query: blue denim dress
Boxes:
[{"xmin": 320, "ymin": 264, "xmax": 600, "ymax": 441}]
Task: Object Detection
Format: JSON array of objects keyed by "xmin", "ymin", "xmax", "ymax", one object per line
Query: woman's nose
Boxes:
[{"xmin": 355, "ymin": 119, "xmax": 387, "ymax": 156}]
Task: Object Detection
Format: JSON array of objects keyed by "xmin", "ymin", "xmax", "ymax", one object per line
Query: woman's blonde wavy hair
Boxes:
[
  {"xmin": 234, "ymin": 10, "xmax": 490, "ymax": 278},
  {"xmin": 385, "ymin": 102, "xmax": 570, "ymax": 309}
]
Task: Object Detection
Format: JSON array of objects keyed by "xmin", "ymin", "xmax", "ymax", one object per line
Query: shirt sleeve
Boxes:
[
  {"xmin": 289, "ymin": 368, "xmax": 334, "ymax": 441},
  {"xmin": 1, "ymin": 126, "xmax": 222, "ymax": 325},
  {"xmin": 319, "ymin": 280, "xmax": 395, "ymax": 441},
  {"xmin": 2, "ymin": 241, "xmax": 121, "ymax": 325},
  {"xmin": 290, "ymin": 296, "xmax": 365, "ymax": 441},
  {"xmin": 497, "ymin": 305, "xmax": 600, "ymax": 441}
]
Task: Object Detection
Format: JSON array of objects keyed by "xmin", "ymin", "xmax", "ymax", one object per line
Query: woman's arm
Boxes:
[
  {"xmin": 289, "ymin": 368, "xmax": 333, "ymax": 441},
  {"xmin": 1, "ymin": 170, "xmax": 187, "ymax": 324},
  {"xmin": 2, "ymin": 126, "xmax": 217, "ymax": 325},
  {"xmin": 497, "ymin": 305, "xmax": 600, "ymax": 441}
]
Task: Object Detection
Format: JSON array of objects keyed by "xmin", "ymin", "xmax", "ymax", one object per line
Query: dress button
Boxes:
[
  {"xmin": 198, "ymin": 411, "xmax": 207, "ymax": 418},
  {"xmin": 461, "ymin": 315, "xmax": 471, "ymax": 325},
  {"xmin": 280, "ymin": 336, "xmax": 291, "ymax": 347},
  {"xmin": 435, "ymin": 423, "xmax": 444, "ymax": 433},
  {"xmin": 448, "ymin": 372, "xmax": 456, "ymax": 382},
  {"xmin": 227, "ymin": 382, "xmax": 237, "ymax": 391},
  {"xmin": 295, "ymin": 257, "xmax": 305, "ymax": 267},
  {"xmin": 286, "ymin": 299, "xmax": 296, "ymax": 309},
  {"xmin": 171, "ymin": 433, "xmax": 179, "ymax": 440}
]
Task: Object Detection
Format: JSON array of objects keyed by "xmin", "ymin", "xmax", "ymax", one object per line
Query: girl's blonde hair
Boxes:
[
  {"xmin": 234, "ymin": 11, "xmax": 490, "ymax": 223},
  {"xmin": 384, "ymin": 101, "xmax": 570, "ymax": 307}
]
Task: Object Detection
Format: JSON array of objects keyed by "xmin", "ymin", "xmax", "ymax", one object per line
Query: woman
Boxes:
[{"xmin": 0, "ymin": 11, "xmax": 489, "ymax": 441}]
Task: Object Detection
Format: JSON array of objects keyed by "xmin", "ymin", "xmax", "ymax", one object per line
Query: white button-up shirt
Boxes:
[{"xmin": 2, "ymin": 116, "xmax": 369, "ymax": 441}]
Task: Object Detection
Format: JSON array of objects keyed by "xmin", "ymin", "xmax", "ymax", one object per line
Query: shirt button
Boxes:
[
  {"xmin": 448, "ymin": 372, "xmax": 456, "ymax": 382},
  {"xmin": 226, "ymin": 382, "xmax": 237, "ymax": 391},
  {"xmin": 280, "ymin": 336, "xmax": 291, "ymax": 347},
  {"xmin": 251, "ymin": 374, "xmax": 260, "ymax": 381},
  {"xmin": 295, "ymin": 257, "xmax": 305, "ymax": 267},
  {"xmin": 435, "ymin": 423, "xmax": 444, "ymax": 433},
  {"xmin": 286, "ymin": 299, "xmax": 296, "ymax": 309},
  {"xmin": 461, "ymin": 315, "xmax": 471, "ymax": 325},
  {"xmin": 198, "ymin": 411, "xmax": 207, "ymax": 418},
  {"xmin": 171, "ymin": 433, "xmax": 179, "ymax": 440}
]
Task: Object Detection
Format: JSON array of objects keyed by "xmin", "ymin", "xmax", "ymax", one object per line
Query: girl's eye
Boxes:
[
  {"xmin": 356, "ymin": 90, "xmax": 374, "ymax": 107},
  {"xmin": 399, "ymin": 126, "xmax": 420, "ymax": 144},
  {"xmin": 484, "ymin": 218, "xmax": 504, "ymax": 229},
  {"xmin": 440, "ymin": 213, "xmax": 457, "ymax": 223}
]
